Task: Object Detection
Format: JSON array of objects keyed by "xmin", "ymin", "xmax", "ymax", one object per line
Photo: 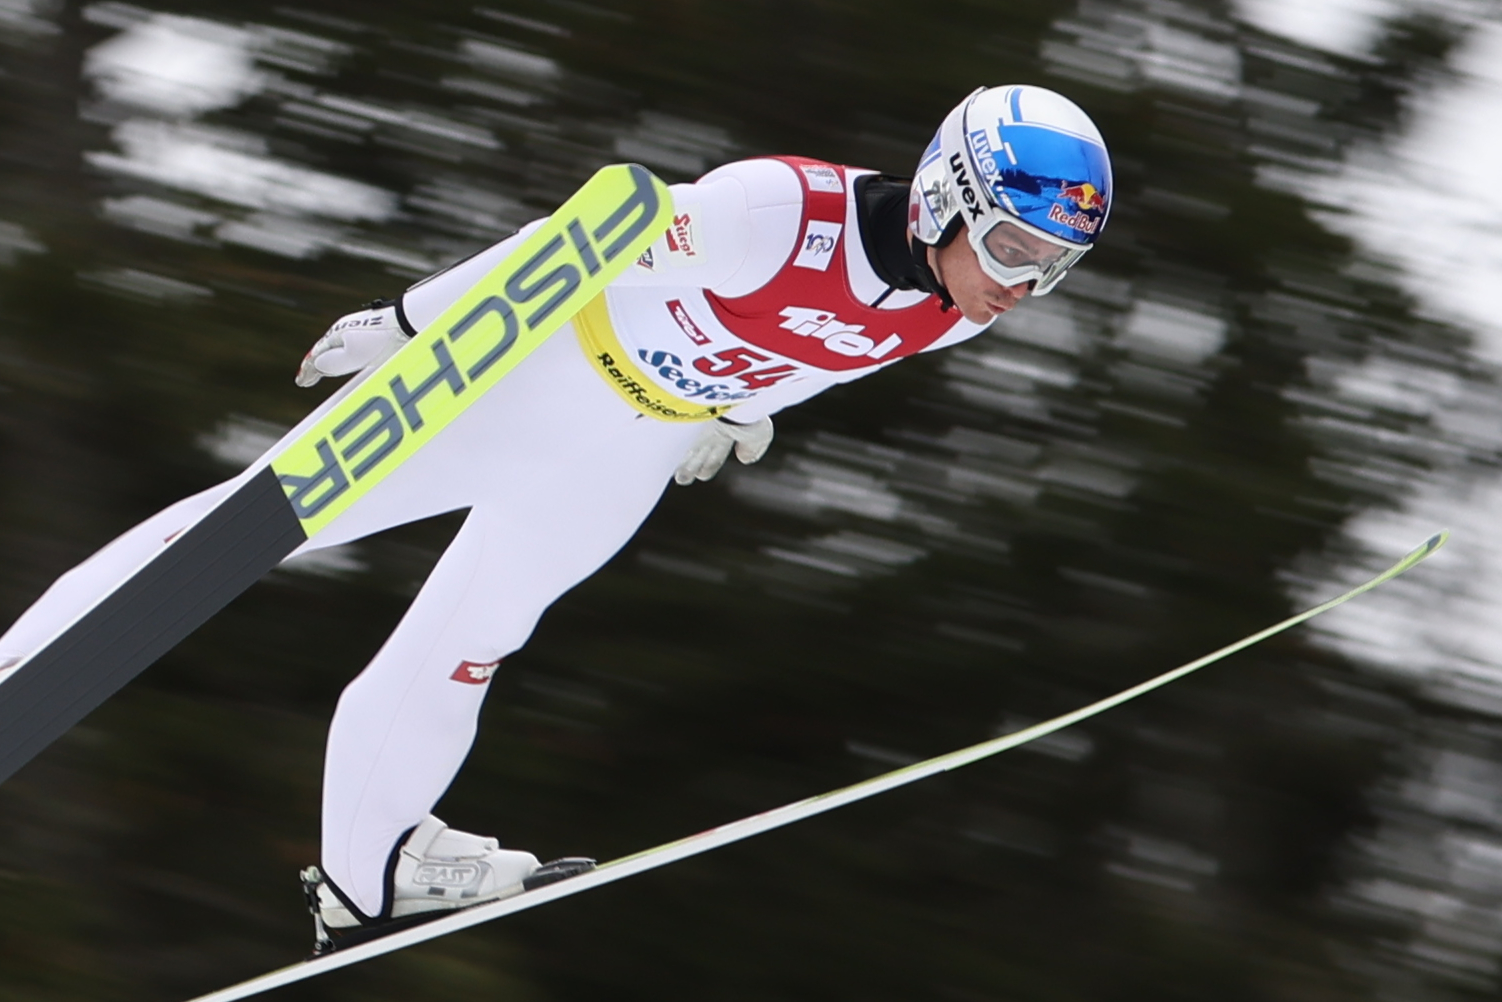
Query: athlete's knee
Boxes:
[{"xmin": 333, "ymin": 646, "xmax": 511, "ymax": 712}]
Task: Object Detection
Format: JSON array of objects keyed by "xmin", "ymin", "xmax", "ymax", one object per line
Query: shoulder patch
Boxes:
[
  {"xmin": 792, "ymin": 220, "xmax": 842, "ymax": 271},
  {"xmin": 665, "ymin": 209, "xmax": 700, "ymax": 263},
  {"xmin": 799, "ymin": 164, "xmax": 844, "ymax": 193}
]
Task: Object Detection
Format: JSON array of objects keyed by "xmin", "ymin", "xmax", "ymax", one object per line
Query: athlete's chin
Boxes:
[{"xmin": 959, "ymin": 301, "xmax": 1010, "ymax": 324}]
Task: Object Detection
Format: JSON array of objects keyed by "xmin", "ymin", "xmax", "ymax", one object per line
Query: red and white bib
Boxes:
[
  {"xmin": 705, "ymin": 156, "xmax": 957, "ymax": 372},
  {"xmin": 592, "ymin": 156, "xmax": 975, "ymax": 420}
]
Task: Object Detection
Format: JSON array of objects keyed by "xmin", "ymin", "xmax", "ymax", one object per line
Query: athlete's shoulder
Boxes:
[{"xmin": 696, "ymin": 158, "xmax": 805, "ymax": 211}]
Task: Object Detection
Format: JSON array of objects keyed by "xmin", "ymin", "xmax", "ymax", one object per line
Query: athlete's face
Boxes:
[{"xmin": 929, "ymin": 223, "xmax": 1029, "ymax": 324}]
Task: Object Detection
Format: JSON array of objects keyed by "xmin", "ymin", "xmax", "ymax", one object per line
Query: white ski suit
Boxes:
[{"xmin": 0, "ymin": 157, "xmax": 985, "ymax": 917}]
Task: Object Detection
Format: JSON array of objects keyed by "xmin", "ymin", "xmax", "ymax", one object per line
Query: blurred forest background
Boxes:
[{"xmin": 2, "ymin": 0, "xmax": 1502, "ymax": 999}]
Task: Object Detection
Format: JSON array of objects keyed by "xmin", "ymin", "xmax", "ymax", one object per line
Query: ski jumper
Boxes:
[{"xmin": 0, "ymin": 157, "xmax": 985, "ymax": 917}]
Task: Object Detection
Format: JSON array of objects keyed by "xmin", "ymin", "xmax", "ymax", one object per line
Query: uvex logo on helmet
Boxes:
[{"xmin": 947, "ymin": 153, "xmax": 987, "ymax": 222}]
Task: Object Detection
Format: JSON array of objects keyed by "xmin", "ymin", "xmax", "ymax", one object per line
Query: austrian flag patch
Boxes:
[
  {"xmin": 450, "ymin": 659, "xmax": 501, "ymax": 684},
  {"xmin": 666, "ymin": 299, "xmax": 712, "ymax": 345}
]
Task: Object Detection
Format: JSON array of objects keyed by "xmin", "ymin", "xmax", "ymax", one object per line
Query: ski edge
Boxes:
[{"xmin": 184, "ymin": 530, "xmax": 1448, "ymax": 1002}]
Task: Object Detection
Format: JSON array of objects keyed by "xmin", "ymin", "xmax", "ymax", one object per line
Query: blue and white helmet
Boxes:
[{"xmin": 910, "ymin": 85, "xmax": 1112, "ymax": 296}]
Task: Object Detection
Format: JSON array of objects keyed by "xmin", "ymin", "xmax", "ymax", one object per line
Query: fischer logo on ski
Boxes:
[{"xmin": 273, "ymin": 164, "xmax": 673, "ymax": 535}]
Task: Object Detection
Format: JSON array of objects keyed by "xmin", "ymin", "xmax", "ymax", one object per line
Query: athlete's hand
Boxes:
[
  {"xmin": 674, "ymin": 416, "xmax": 773, "ymax": 486},
  {"xmin": 296, "ymin": 302, "xmax": 410, "ymax": 387}
]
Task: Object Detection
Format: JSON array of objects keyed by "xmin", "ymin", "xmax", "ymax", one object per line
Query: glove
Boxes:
[
  {"xmin": 674, "ymin": 416, "xmax": 773, "ymax": 486},
  {"xmin": 296, "ymin": 301, "xmax": 411, "ymax": 387}
]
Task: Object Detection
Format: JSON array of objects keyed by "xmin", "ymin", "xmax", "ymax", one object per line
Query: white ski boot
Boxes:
[{"xmin": 303, "ymin": 815, "xmax": 595, "ymax": 950}]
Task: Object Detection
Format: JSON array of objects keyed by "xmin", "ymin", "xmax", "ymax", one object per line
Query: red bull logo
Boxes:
[
  {"xmin": 1049, "ymin": 181, "xmax": 1106, "ymax": 235},
  {"xmin": 1048, "ymin": 203, "xmax": 1100, "ymax": 235},
  {"xmin": 1058, "ymin": 182, "xmax": 1106, "ymax": 213}
]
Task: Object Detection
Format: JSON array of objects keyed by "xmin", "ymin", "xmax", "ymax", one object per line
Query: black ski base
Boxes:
[
  {"xmin": 0, "ymin": 467, "xmax": 307, "ymax": 784},
  {"xmin": 308, "ymin": 910, "xmax": 449, "ymax": 958}
]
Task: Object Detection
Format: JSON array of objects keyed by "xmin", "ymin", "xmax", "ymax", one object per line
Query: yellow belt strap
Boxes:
[{"xmin": 574, "ymin": 294, "xmax": 729, "ymax": 423}]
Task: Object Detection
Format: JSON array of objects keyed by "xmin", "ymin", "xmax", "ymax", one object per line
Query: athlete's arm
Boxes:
[
  {"xmin": 612, "ymin": 159, "xmax": 804, "ymax": 296},
  {"xmin": 399, "ymin": 219, "xmax": 549, "ymax": 331},
  {"xmin": 295, "ymin": 300, "xmax": 410, "ymax": 387},
  {"xmin": 397, "ymin": 161, "xmax": 799, "ymax": 332}
]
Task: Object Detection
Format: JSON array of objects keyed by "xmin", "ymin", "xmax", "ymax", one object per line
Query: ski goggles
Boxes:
[{"xmin": 968, "ymin": 215, "xmax": 1090, "ymax": 297}]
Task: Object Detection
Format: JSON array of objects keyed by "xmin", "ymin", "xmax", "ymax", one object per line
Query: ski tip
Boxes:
[
  {"xmin": 1390, "ymin": 530, "xmax": 1449, "ymax": 574},
  {"xmin": 1420, "ymin": 530, "xmax": 1450, "ymax": 557}
]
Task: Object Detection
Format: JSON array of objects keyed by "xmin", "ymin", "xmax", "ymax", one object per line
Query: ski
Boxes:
[
  {"xmin": 183, "ymin": 531, "xmax": 1448, "ymax": 1002},
  {"xmin": 0, "ymin": 163, "xmax": 672, "ymax": 786}
]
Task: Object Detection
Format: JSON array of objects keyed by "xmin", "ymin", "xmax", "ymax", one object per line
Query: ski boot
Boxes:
[{"xmin": 301, "ymin": 815, "xmax": 595, "ymax": 954}]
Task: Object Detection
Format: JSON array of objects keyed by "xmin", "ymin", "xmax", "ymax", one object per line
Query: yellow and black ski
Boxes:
[{"xmin": 0, "ymin": 163, "xmax": 672, "ymax": 785}]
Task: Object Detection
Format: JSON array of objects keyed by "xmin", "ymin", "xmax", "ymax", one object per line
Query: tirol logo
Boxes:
[
  {"xmin": 666, "ymin": 299, "xmax": 711, "ymax": 346},
  {"xmin": 1048, "ymin": 182, "xmax": 1105, "ymax": 235},
  {"xmin": 947, "ymin": 153, "xmax": 986, "ymax": 222},
  {"xmin": 451, "ymin": 659, "xmax": 501, "ymax": 684},
  {"xmin": 777, "ymin": 307, "xmax": 903, "ymax": 360},
  {"xmin": 273, "ymin": 165, "xmax": 667, "ymax": 528}
]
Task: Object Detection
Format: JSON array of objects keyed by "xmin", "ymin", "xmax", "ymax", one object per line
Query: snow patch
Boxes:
[
  {"xmin": 197, "ymin": 415, "xmax": 286, "ymax": 469},
  {"xmin": 85, "ymin": 13, "xmax": 262, "ymax": 116},
  {"xmin": 88, "ymin": 120, "xmax": 395, "ymax": 223}
]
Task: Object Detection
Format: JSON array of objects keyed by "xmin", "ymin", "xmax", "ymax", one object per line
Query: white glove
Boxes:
[
  {"xmin": 674, "ymin": 416, "xmax": 773, "ymax": 486},
  {"xmin": 296, "ymin": 302, "xmax": 411, "ymax": 387}
]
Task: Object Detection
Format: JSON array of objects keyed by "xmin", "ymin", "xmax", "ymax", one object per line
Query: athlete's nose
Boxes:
[{"xmin": 989, "ymin": 282, "xmax": 1027, "ymax": 313}]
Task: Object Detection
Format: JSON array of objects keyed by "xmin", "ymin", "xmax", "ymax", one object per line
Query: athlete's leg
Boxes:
[
  {"xmin": 0, "ymin": 437, "xmax": 482, "ymax": 669},
  {"xmin": 0, "ymin": 365, "xmax": 416, "ymax": 664},
  {"xmin": 319, "ymin": 335, "xmax": 700, "ymax": 916},
  {"xmin": 0, "ymin": 481, "xmax": 241, "ymax": 661}
]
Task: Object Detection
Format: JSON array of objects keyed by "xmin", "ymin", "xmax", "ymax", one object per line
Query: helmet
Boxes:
[{"xmin": 909, "ymin": 85, "xmax": 1112, "ymax": 297}]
